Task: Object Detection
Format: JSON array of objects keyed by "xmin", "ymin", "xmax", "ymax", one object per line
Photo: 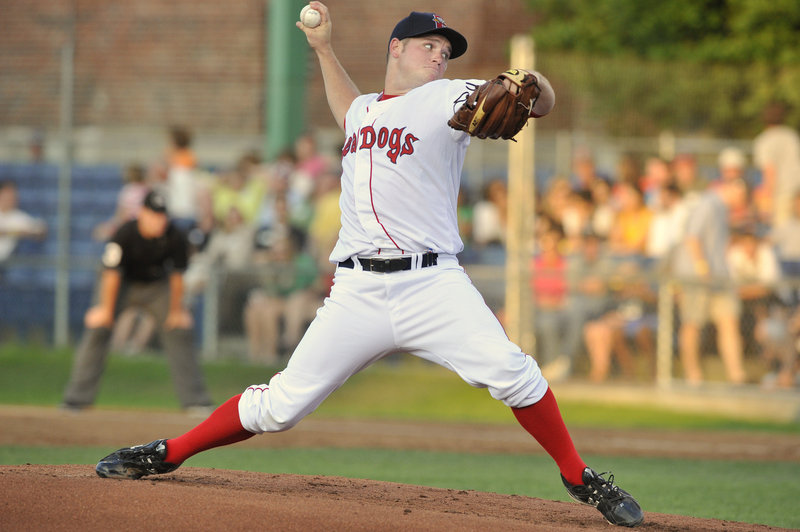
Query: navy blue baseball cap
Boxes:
[{"xmin": 389, "ymin": 12, "xmax": 468, "ymax": 59}]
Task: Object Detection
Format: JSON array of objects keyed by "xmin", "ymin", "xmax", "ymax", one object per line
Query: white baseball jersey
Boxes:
[
  {"xmin": 238, "ymin": 78, "xmax": 547, "ymax": 434},
  {"xmin": 330, "ymin": 78, "xmax": 484, "ymax": 262}
]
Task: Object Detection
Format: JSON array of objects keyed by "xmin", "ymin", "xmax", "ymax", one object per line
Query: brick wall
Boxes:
[{"xmin": 0, "ymin": 0, "xmax": 541, "ymax": 155}]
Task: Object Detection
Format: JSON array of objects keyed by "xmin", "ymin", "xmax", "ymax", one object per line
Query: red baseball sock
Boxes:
[
  {"xmin": 512, "ymin": 387, "xmax": 587, "ymax": 486},
  {"xmin": 165, "ymin": 394, "xmax": 255, "ymax": 464}
]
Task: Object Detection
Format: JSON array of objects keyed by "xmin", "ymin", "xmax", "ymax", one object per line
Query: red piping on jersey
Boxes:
[{"xmin": 367, "ymin": 119, "xmax": 401, "ymax": 252}]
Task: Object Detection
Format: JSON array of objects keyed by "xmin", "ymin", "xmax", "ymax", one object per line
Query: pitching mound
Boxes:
[{"xmin": 0, "ymin": 464, "xmax": 787, "ymax": 531}]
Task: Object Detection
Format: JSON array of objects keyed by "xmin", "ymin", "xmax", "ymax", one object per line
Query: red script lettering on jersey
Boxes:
[{"xmin": 341, "ymin": 127, "xmax": 419, "ymax": 164}]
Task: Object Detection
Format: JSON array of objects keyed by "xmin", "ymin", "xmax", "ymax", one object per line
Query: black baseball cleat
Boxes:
[
  {"xmin": 96, "ymin": 439, "xmax": 180, "ymax": 480},
  {"xmin": 562, "ymin": 467, "xmax": 644, "ymax": 527}
]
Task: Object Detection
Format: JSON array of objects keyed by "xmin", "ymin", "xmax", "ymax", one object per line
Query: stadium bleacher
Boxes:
[{"xmin": 0, "ymin": 162, "xmax": 120, "ymax": 340}]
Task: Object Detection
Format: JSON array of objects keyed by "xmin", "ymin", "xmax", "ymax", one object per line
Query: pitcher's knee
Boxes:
[
  {"xmin": 487, "ymin": 357, "xmax": 549, "ymax": 408},
  {"xmin": 238, "ymin": 384, "xmax": 305, "ymax": 434}
]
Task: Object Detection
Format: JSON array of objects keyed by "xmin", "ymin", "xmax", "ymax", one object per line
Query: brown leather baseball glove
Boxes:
[{"xmin": 448, "ymin": 69, "xmax": 542, "ymax": 140}]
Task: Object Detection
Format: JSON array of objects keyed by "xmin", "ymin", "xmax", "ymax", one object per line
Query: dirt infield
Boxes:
[{"xmin": 1, "ymin": 405, "xmax": 797, "ymax": 531}]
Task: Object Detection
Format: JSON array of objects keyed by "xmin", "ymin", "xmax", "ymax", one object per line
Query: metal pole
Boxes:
[
  {"xmin": 54, "ymin": 41, "xmax": 75, "ymax": 347},
  {"xmin": 656, "ymin": 280, "xmax": 675, "ymax": 388}
]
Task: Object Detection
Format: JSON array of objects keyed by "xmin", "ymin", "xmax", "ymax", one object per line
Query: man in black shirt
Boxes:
[{"xmin": 62, "ymin": 190, "xmax": 212, "ymax": 411}]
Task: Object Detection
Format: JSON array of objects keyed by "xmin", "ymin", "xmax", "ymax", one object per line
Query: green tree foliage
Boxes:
[{"xmin": 526, "ymin": 0, "xmax": 800, "ymax": 136}]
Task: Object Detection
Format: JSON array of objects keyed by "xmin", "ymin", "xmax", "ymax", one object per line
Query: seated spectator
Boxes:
[
  {"xmin": 588, "ymin": 177, "xmax": 615, "ymax": 240},
  {"xmin": 560, "ymin": 189, "xmax": 594, "ymax": 254},
  {"xmin": 582, "ymin": 259, "xmax": 656, "ymax": 383},
  {"xmin": 638, "ymin": 156, "xmax": 672, "ymax": 208},
  {"xmin": 307, "ymin": 168, "xmax": 342, "ymax": 294},
  {"xmin": 472, "ymin": 178, "xmax": 508, "ymax": 263},
  {"xmin": 726, "ymin": 228, "xmax": 787, "ymax": 383},
  {"xmin": 244, "ymin": 227, "xmax": 320, "ymax": 365},
  {"xmin": 714, "ymin": 147, "xmax": 758, "ymax": 230},
  {"xmin": 570, "ymin": 149, "xmax": 608, "ymax": 194},
  {"xmin": 530, "ymin": 224, "xmax": 580, "ymax": 382},
  {"xmin": 293, "ymin": 132, "xmax": 328, "ymax": 183},
  {"xmin": 211, "ymin": 153, "xmax": 267, "ymax": 228},
  {"xmin": 183, "ymin": 205, "xmax": 258, "ymax": 335},
  {"xmin": 0, "ymin": 179, "xmax": 47, "ymax": 266},
  {"xmin": 608, "ymin": 181, "xmax": 652, "ymax": 259},
  {"xmin": 93, "ymin": 164, "xmax": 150, "ymax": 242},
  {"xmin": 671, "ymin": 153, "xmax": 708, "ymax": 199},
  {"xmin": 646, "ymin": 182, "xmax": 688, "ymax": 270}
]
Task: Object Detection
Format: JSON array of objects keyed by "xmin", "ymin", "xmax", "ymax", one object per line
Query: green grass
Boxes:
[
  {"xmin": 3, "ymin": 343, "xmax": 800, "ymax": 528},
  {"xmin": 1, "ymin": 343, "xmax": 797, "ymax": 433},
  {"xmin": 1, "ymin": 445, "xmax": 798, "ymax": 529}
]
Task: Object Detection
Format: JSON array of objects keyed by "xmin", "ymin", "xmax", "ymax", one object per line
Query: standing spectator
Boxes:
[
  {"xmin": 93, "ymin": 164, "xmax": 151, "ymax": 242},
  {"xmin": 0, "ymin": 180, "xmax": 47, "ymax": 265},
  {"xmin": 753, "ymin": 101, "xmax": 800, "ymax": 228},
  {"xmin": 161, "ymin": 125, "xmax": 207, "ymax": 235},
  {"xmin": 769, "ymin": 190, "xmax": 800, "ymax": 288},
  {"xmin": 673, "ymin": 178, "xmax": 749, "ymax": 385},
  {"xmin": 62, "ymin": 190, "xmax": 213, "ymax": 412}
]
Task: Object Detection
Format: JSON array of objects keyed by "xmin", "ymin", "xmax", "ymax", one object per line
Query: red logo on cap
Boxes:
[{"xmin": 432, "ymin": 14, "xmax": 446, "ymax": 28}]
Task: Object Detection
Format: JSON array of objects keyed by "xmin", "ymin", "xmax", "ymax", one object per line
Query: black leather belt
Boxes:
[{"xmin": 339, "ymin": 252, "xmax": 438, "ymax": 273}]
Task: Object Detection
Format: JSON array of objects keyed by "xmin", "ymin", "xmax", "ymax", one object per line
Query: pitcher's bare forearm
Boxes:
[{"xmin": 296, "ymin": 2, "xmax": 359, "ymax": 130}]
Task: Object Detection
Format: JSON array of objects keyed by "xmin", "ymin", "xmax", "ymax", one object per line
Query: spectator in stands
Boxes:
[
  {"xmin": 673, "ymin": 178, "xmax": 749, "ymax": 385},
  {"xmin": 93, "ymin": 163, "xmax": 150, "ymax": 242},
  {"xmin": 538, "ymin": 177, "xmax": 572, "ymax": 233},
  {"xmin": 472, "ymin": 178, "xmax": 508, "ymax": 263},
  {"xmin": 561, "ymin": 189, "xmax": 594, "ymax": 254},
  {"xmin": 307, "ymin": 167, "xmax": 342, "ymax": 294},
  {"xmin": 570, "ymin": 150, "xmax": 608, "ymax": 194},
  {"xmin": 726, "ymin": 227, "xmax": 783, "ymax": 369},
  {"xmin": 671, "ymin": 153, "xmax": 708, "ymax": 200},
  {"xmin": 639, "ymin": 156, "xmax": 673, "ymax": 209},
  {"xmin": 159, "ymin": 125, "xmax": 210, "ymax": 236},
  {"xmin": 770, "ymin": 190, "xmax": 800, "ymax": 301},
  {"xmin": 646, "ymin": 182, "xmax": 688, "ymax": 270},
  {"xmin": 714, "ymin": 147, "xmax": 757, "ymax": 231},
  {"xmin": 183, "ymin": 205, "xmax": 258, "ymax": 334},
  {"xmin": 607, "ymin": 181, "xmax": 652, "ymax": 259},
  {"xmin": 62, "ymin": 190, "xmax": 213, "ymax": 412},
  {"xmin": 753, "ymin": 101, "xmax": 800, "ymax": 229},
  {"xmin": 582, "ymin": 258, "xmax": 655, "ymax": 383},
  {"xmin": 244, "ymin": 226, "xmax": 320, "ymax": 365},
  {"xmin": 0, "ymin": 179, "xmax": 47, "ymax": 265},
  {"xmin": 588, "ymin": 177, "xmax": 615, "ymax": 240},
  {"xmin": 293, "ymin": 132, "xmax": 328, "ymax": 183},
  {"xmin": 530, "ymin": 224, "xmax": 581, "ymax": 382},
  {"xmin": 211, "ymin": 153, "xmax": 267, "ymax": 228}
]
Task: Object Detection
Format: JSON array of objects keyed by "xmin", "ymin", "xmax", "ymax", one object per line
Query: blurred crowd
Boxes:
[
  {"xmin": 490, "ymin": 103, "xmax": 800, "ymax": 389},
  {"xmin": 6, "ymin": 109, "xmax": 799, "ymax": 390},
  {"xmin": 91, "ymin": 126, "xmax": 342, "ymax": 366}
]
